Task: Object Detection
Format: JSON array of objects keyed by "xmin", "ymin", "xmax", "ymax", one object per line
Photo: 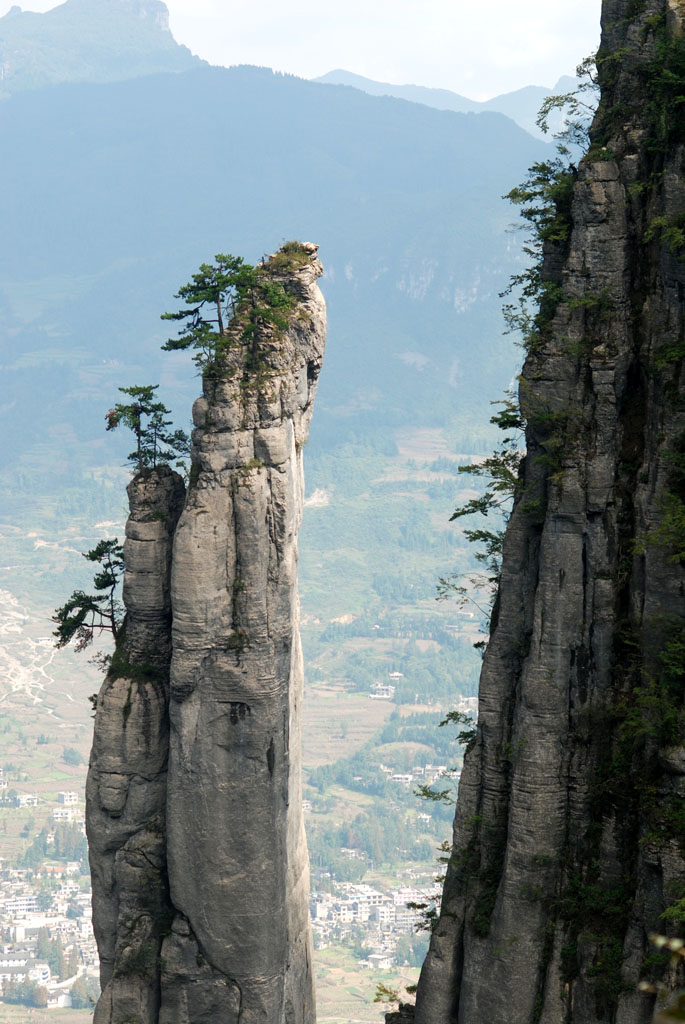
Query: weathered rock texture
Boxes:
[
  {"xmin": 88, "ymin": 466, "xmax": 185, "ymax": 1024},
  {"xmin": 87, "ymin": 242, "xmax": 325, "ymax": 1024},
  {"xmin": 411, "ymin": 3, "xmax": 685, "ymax": 1023}
]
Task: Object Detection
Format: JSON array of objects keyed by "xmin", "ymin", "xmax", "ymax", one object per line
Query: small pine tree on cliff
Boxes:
[
  {"xmin": 52, "ymin": 539, "xmax": 124, "ymax": 651},
  {"xmin": 105, "ymin": 384, "xmax": 189, "ymax": 475}
]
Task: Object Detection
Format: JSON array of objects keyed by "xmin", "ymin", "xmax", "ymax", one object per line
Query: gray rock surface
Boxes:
[
  {"xmin": 87, "ymin": 465, "xmax": 185, "ymax": 1024},
  {"xmin": 409, "ymin": 3, "xmax": 685, "ymax": 1023},
  {"xmin": 164, "ymin": 243, "xmax": 324, "ymax": 1024},
  {"xmin": 87, "ymin": 243, "xmax": 325, "ymax": 1024}
]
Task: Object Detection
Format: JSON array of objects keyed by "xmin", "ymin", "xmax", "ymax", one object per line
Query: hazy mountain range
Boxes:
[
  {"xmin": 314, "ymin": 69, "xmax": 579, "ymax": 139},
  {"xmin": 0, "ymin": 3, "xmax": 556, "ymax": 1003},
  {"xmin": 0, "ymin": 0, "xmax": 202, "ymax": 97},
  {"xmin": 0, "ymin": 0, "xmax": 549, "ymax": 791}
]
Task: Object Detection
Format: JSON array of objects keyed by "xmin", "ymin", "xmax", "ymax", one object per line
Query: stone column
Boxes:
[
  {"xmin": 161, "ymin": 243, "xmax": 325, "ymax": 1024},
  {"xmin": 87, "ymin": 465, "xmax": 185, "ymax": 1024}
]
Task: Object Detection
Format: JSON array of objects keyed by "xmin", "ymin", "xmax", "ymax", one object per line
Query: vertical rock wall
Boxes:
[
  {"xmin": 162, "ymin": 243, "xmax": 324, "ymax": 1024},
  {"xmin": 88, "ymin": 466, "xmax": 185, "ymax": 1024},
  {"xmin": 86, "ymin": 243, "xmax": 325, "ymax": 1024},
  {"xmin": 412, "ymin": 3, "xmax": 685, "ymax": 1023}
]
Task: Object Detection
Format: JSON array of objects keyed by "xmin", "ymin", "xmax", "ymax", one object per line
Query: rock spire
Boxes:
[
  {"xmin": 410, "ymin": 2, "xmax": 685, "ymax": 1022},
  {"xmin": 86, "ymin": 242, "xmax": 325, "ymax": 1024}
]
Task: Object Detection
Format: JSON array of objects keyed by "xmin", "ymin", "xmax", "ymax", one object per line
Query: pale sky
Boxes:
[{"xmin": 0, "ymin": 0, "xmax": 602, "ymax": 100}]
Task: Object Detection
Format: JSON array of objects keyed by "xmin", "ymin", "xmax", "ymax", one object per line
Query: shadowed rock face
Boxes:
[
  {"xmin": 88, "ymin": 466, "xmax": 185, "ymax": 1024},
  {"xmin": 409, "ymin": 3, "xmax": 685, "ymax": 1023},
  {"xmin": 86, "ymin": 243, "xmax": 325, "ymax": 1024}
]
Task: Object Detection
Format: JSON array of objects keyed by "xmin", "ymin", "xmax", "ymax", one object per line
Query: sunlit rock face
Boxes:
[
  {"xmin": 164, "ymin": 244, "xmax": 324, "ymax": 1024},
  {"xmin": 86, "ymin": 243, "xmax": 325, "ymax": 1024},
  {"xmin": 408, "ymin": 2, "xmax": 685, "ymax": 1022}
]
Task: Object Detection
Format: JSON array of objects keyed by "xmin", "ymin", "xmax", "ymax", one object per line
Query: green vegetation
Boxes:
[
  {"xmin": 0, "ymin": 979, "xmax": 48, "ymax": 1008},
  {"xmin": 501, "ymin": 159, "xmax": 574, "ymax": 355},
  {"xmin": 69, "ymin": 976, "xmax": 100, "ymax": 1010},
  {"xmin": 535, "ymin": 54, "xmax": 598, "ymax": 151},
  {"xmin": 161, "ymin": 248, "xmax": 306, "ymax": 377},
  {"xmin": 0, "ymin": 0, "xmax": 200, "ymax": 98},
  {"xmin": 438, "ymin": 392, "xmax": 524, "ymax": 649},
  {"xmin": 52, "ymin": 539, "xmax": 124, "ymax": 651},
  {"xmin": 644, "ymin": 434, "xmax": 685, "ymax": 563},
  {"xmin": 62, "ymin": 747, "xmax": 84, "ymax": 767},
  {"xmin": 105, "ymin": 385, "xmax": 189, "ymax": 475},
  {"xmin": 161, "ymin": 253, "xmax": 254, "ymax": 368},
  {"xmin": 643, "ymin": 15, "xmax": 685, "ymax": 150},
  {"xmin": 305, "ymin": 705, "xmax": 459, "ymax": 883}
]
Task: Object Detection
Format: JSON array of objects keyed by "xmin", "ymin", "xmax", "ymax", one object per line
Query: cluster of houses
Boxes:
[
  {"xmin": 0, "ymin": 859, "xmax": 99, "ymax": 1008},
  {"xmin": 379, "ymin": 762, "xmax": 460, "ymax": 788},
  {"xmin": 0, "ymin": 780, "xmax": 100, "ymax": 1010},
  {"xmin": 310, "ymin": 881, "xmax": 440, "ymax": 968},
  {"xmin": 3, "ymin": 785, "xmax": 83, "ymax": 820}
]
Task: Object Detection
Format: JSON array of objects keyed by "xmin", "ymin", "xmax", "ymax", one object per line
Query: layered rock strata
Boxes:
[
  {"xmin": 86, "ymin": 242, "xmax": 325, "ymax": 1024},
  {"xmin": 411, "ymin": 3, "xmax": 685, "ymax": 1022}
]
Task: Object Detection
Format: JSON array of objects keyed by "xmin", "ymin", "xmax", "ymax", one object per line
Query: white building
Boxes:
[
  {"xmin": 0, "ymin": 959, "xmax": 51, "ymax": 986},
  {"xmin": 349, "ymin": 885, "xmax": 385, "ymax": 906},
  {"xmin": 369, "ymin": 683, "xmax": 395, "ymax": 700},
  {"xmin": 354, "ymin": 900, "xmax": 371, "ymax": 923},
  {"xmin": 336, "ymin": 900, "xmax": 356, "ymax": 923},
  {"xmin": 391, "ymin": 887, "xmax": 426, "ymax": 906},
  {"xmin": 367, "ymin": 953, "xmax": 393, "ymax": 969},
  {"xmin": 395, "ymin": 905, "xmax": 424, "ymax": 932},
  {"xmin": 58, "ymin": 791, "xmax": 79, "ymax": 805},
  {"xmin": 391, "ymin": 774, "xmax": 413, "ymax": 786},
  {"xmin": 371, "ymin": 903, "xmax": 396, "ymax": 927},
  {"xmin": 1, "ymin": 894, "xmax": 37, "ymax": 916}
]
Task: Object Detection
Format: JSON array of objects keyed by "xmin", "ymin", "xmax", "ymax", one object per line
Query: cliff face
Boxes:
[
  {"xmin": 412, "ymin": 3, "xmax": 685, "ymax": 1023},
  {"xmin": 88, "ymin": 466, "xmax": 184, "ymax": 1024},
  {"xmin": 86, "ymin": 242, "xmax": 325, "ymax": 1024}
]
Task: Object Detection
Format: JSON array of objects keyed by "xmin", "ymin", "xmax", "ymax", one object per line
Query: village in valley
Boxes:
[
  {"xmin": 0, "ymin": 774, "xmax": 100, "ymax": 1010},
  {"xmin": 0, "ymin": 693, "xmax": 471, "ymax": 1011},
  {"xmin": 0, "ymin": 586, "xmax": 477, "ymax": 1017}
]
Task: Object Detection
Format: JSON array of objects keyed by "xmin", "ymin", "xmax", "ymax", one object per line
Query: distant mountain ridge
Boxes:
[
  {"xmin": 313, "ymin": 69, "xmax": 578, "ymax": 139},
  {"xmin": 0, "ymin": 0, "xmax": 202, "ymax": 97}
]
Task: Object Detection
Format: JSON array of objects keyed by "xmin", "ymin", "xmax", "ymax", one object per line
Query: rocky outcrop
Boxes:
[
  {"xmin": 411, "ymin": 3, "xmax": 685, "ymax": 1023},
  {"xmin": 87, "ymin": 242, "xmax": 325, "ymax": 1024},
  {"xmin": 87, "ymin": 466, "xmax": 184, "ymax": 1024},
  {"xmin": 163, "ymin": 243, "xmax": 324, "ymax": 1024}
]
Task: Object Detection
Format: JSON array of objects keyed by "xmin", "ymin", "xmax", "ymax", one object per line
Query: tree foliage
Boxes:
[
  {"xmin": 52, "ymin": 539, "xmax": 124, "ymax": 651},
  {"xmin": 105, "ymin": 384, "xmax": 189, "ymax": 475},
  {"xmin": 438, "ymin": 391, "xmax": 525, "ymax": 631},
  {"xmin": 536, "ymin": 54, "xmax": 598, "ymax": 151},
  {"xmin": 1, "ymin": 978, "xmax": 48, "ymax": 1007},
  {"xmin": 440, "ymin": 63, "xmax": 597, "ymax": 628},
  {"xmin": 502, "ymin": 56, "xmax": 597, "ymax": 355},
  {"xmin": 161, "ymin": 251, "xmax": 297, "ymax": 373}
]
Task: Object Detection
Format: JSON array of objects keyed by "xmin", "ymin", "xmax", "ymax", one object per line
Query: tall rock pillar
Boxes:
[
  {"xmin": 87, "ymin": 466, "xmax": 185, "ymax": 1024},
  {"xmin": 412, "ymin": 3, "xmax": 685, "ymax": 1023},
  {"xmin": 160, "ymin": 243, "xmax": 325, "ymax": 1024}
]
